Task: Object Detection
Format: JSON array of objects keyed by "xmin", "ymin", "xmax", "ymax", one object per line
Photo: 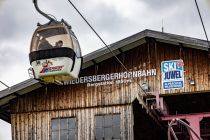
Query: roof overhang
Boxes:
[
  {"xmin": 82, "ymin": 29, "xmax": 209, "ymax": 69},
  {"xmin": 0, "ymin": 29, "xmax": 209, "ymax": 123},
  {"xmin": 0, "ymin": 79, "xmax": 42, "ymax": 122}
]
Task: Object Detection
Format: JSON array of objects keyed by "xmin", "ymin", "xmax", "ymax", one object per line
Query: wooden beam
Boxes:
[{"xmin": 161, "ymin": 112, "xmax": 210, "ymax": 121}]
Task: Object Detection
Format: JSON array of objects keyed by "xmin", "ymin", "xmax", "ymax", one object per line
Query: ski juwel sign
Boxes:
[{"xmin": 161, "ymin": 60, "xmax": 184, "ymax": 90}]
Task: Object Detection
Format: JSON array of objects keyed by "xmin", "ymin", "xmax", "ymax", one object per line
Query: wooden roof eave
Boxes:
[
  {"xmin": 82, "ymin": 29, "xmax": 209, "ymax": 69},
  {"xmin": 0, "ymin": 79, "xmax": 42, "ymax": 107}
]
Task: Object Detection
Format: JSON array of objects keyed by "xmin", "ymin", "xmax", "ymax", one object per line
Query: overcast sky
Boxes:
[{"xmin": 0, "ymin": 0, "xmax": 210, "ymax": 139}]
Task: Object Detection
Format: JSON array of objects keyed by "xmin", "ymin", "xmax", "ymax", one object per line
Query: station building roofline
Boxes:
[{"xmin": 0, "ymin": 29, "xmax": 209, "ymax": 123}]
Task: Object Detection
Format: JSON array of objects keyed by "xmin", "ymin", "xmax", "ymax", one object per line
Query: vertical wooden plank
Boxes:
[
  {"xmin": 16, "ymin": 114, "xmax": 21, "ymax": 140},
  {"xmin": 184, "ymin": 47, "xmax": 189, "ymax": 93},
  {"xmin": 199, "ymin": 51, "xmax": 204, "ymax": 91},
  {"xmin": 188, "ymin": 48, "xmax": 194, "ymax": 92},
  {"xmin": 41, "ymin": 112, "xmax": 45, "ymax": 140},
  {"xmin": 34, "ymin": 112, "xmax": 38, "ymax": 140},
  {"xmin": 24, "ymin": 113, "xmax": 29, "ymax": 140},
  {"xmin": 77, "ymin": 109, "xmax": 81, "ymax": 140},
  {"xmin": 149, "ymin": 41, "xmax": 155, "ymax": 92},
  {"xmin": 20, "ymin": 114, "xmax": 24, "ymax": 140},
  {"xmin": 158, "ymin": 43, "xmax": 164, "ymax": 93},
  {"xmin": 37, "ymin": 113, "xmax": 42, "ymax": 140},
  {"xmin": 47, "ymin": 112, "xmax": 50, "ymax": 140},
  {"xmin": 121, "ymin": 105, "xmax": 126, "ymax": 140},
  {"xmin": 194, "ymin": 50, "xmax": 199, "ymax": 91},
  {"xmin": 201, "ymin": 51, "xmax": 206, "ymax": 91},
  {"xmin": 11, "ymin": 115, "xmax": 16, "ymax": 140},
  {"xmin": 28, "ymin": 113, "xmax": 33, "ymax": 140},
  {"xmin": 90, "ymin": 108, "xmax": 94, "ymax": 140},
  {"xmin": 203, "ymin": 52, "xmax": 209, "ymax": 90}
]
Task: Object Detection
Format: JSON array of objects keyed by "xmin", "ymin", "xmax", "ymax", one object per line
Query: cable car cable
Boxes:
[
  {"xmin": 66, "ymin": 0, "xmax": 149, "ymax": 93},
  {"xmin": 194, "ymin": 0, "xmax": 210, "ymax": 53},
  {"xmin": 66, "ymin": 0, "xmax": 165, "ymax": 130},
  {"xmin": 0, "ymin": 81, "xmax": 9, "ymax": 88},
  {"xmin": 66, "ymin": 0, "xmax": 154, "ymax": 100},
  {"xmin": 66, "ymin": 0, "xmax": 127, "ymax": 71}
]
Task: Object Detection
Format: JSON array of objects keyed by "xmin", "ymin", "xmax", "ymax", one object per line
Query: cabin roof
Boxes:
[{"xmin": 0, "ymin": 29, "xmax": 209, "ymax": 122}]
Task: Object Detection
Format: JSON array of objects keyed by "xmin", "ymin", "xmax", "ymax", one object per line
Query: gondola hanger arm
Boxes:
[{"xmin": 33, "ymin": 0, "xmax": 55, "ymax": 21}]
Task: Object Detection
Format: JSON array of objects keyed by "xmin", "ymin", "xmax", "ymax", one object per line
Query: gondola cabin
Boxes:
[{"xmin": 29, "ymin": 21, "xmax": 82, "ymax": 84}]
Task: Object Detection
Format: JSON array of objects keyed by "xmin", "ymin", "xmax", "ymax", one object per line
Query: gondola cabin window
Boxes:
[
  {"xmin": 51, "ymin": 117, "xmax": 77, "ymax": 140},
  {"xmin": 95, "ymin": 114, "xmax": 121, "ymax": 140},
  {"xmin": 30, "ymin": 26, "xmax": 74, "ymax": 52}
]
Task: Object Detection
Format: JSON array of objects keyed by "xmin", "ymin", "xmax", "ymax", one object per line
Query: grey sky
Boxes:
[{"xmin": 0, "ymin": 0, "xmax": 210, "ymax": 139}]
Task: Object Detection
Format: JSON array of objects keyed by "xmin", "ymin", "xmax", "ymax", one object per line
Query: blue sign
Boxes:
[{"xmin": 161, "ymin": 60, "xmax": 184, "ymax": 90}]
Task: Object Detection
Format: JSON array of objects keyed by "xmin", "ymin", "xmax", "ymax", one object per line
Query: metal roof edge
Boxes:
[
  {"xmin": 83, "ymin": 29, "xmax": 148, "ymax": 63},
  {"xmin": 0, "ymin": 79, "xmax": 40, "ymax": 99},
  {"xmin": 83, "ymin": 29, "xmax": 209, "ymax": 65}
]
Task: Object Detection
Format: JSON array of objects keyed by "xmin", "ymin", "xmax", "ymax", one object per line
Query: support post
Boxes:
[{"xmin": 186, "ymin": 116, "xmax": 203, "ymax": 140}]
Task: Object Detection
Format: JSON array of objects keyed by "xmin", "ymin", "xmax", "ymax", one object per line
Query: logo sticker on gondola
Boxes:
[
  {"xmin": 161, "ymin": 60, "xmax": 184, "ymax": 90},
  {"xmin": 40, "ymin": 60, "xmax": 63, "ymax": 73},
  {"xmin": 40, "ymin": 66, "xmax": 64, "ymax": 73}
]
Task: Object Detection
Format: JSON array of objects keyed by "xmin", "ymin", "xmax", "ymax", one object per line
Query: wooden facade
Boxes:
[
  {"xmin": 11, "ymin": 105, "xmax": 133, "ymax": 140},
  {"xmin": 1, "ymin": 30, "xmax": 210, "ymax": 140}
]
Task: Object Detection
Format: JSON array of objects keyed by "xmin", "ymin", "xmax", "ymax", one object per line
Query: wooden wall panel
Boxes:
[
  {"xmin": 11, "ymin": 41, "xmax": 210, "ymax": 113},
  {"xmin": 10, "ymin": 40, "xmax": 210, "ymax": 140},
  {"xmin": 11, "ymin": 105, "xmax": 133, "ymax": 140},
  {"xmin": 11, "ymin": 83, "xmax": 137, "ymax": 113}
]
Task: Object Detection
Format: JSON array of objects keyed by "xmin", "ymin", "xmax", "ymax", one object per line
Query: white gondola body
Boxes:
[
  {"xmin": 29, "ymin": 22, "xmax": 82, "ymax": 84},
  {"xmin": 31, "ymin": 57, "xmax": 81, "ymax": 83}
]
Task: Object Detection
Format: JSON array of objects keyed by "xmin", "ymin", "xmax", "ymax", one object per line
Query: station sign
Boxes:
[
  {"xmin": 161, "ymin": 60, "xmax": 184, "ymax": 90},
  {"xmin": 66, "ymin": 69, "xmax": 157, "ymax": 87}
]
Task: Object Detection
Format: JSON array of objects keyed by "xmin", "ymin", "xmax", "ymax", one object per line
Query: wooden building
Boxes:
[{"xmin": 1, "ymin": 29, "xmax": 210, "ymax": 140}]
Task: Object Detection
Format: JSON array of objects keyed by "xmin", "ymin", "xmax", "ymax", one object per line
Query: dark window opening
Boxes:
[
  {"xmin": 95, "ymin": 114, "xmax": 121, "ymax": 140},
  {"xmin": 51, "ymin": 117, "xmax": 77, "ymax": 140}
]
